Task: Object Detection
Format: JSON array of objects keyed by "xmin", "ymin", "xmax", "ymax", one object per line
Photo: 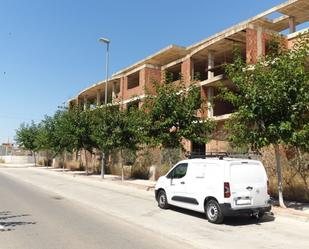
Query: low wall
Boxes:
[{"xmin": 0, "ymin": 155, "xmax": 35, "ymax": 164}]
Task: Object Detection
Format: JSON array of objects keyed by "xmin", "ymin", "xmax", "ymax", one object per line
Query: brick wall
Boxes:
[
  {"xmin": 246, "ymin": 28, "xmax": 258, "ymax": 64},
  {"xmin": 181, "ymin": 58, "xmax": 192, "ymax": 87},
  {"xmin": 144, "ymin": 67, "xmax": 161, "ymax": 95},
  {"xmin": 122, "ymin": 73, "xmax": 144, "ymax": 100}
]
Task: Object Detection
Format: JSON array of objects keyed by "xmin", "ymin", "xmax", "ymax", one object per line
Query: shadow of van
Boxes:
[{"xmin": 168, "ymin": 205, "xmax": 275, "ymax": 226}]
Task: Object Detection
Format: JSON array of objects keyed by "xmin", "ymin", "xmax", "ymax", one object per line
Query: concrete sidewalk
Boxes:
[{"xmin": 40, "ymin": 167, "xmax": 157, "ymax": 191}]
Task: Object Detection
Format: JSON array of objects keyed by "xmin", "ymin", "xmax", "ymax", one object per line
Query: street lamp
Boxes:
[
  {"xmin": 99, "ymin": 37, "xmax": 110, "ymax": 105},
  {"xmin": 99, "ymin": 37, "xmax": 110, "ymax": 179}
]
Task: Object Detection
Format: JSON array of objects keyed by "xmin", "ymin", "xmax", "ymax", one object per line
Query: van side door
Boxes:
[{"xmin": 166, "ymin": 163, "xmax": 188, "ymax": 203}]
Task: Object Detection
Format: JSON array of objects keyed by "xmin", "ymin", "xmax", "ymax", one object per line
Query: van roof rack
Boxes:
[
  {"xmin": 188, "ymin": 152, "xmax": 229, "ymax": 160},
  {"xmin": 187, "ymin": 152, "xmax": 260, "ymax": 160}
]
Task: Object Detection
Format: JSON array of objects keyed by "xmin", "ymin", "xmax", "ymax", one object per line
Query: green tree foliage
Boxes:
[
  {"xmin": 91, "ymin": 105, "xmax": 145, "ymax": 180},
  {"xmin": 144, "ymin": 75, "xmax": 215, "ymax": 149},
  {"xmin": 15, "ymin": 121, "xmax": 39, "ymax": 165},
  {"xmin": 57, "ymin": 107, "xmax": 95, "ymax": 174},
  {"xmin": 37, "ymin": 111, "xmax": 71, "ymax": 159},
  {"xmin": 222, "ymin": 33, "xmax": 309, "ymax": 207}
]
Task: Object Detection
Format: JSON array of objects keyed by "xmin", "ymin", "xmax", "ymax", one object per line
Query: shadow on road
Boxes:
[
  {"xmin": 169, "ymin": 206, "xmax": 275, "ymax": 226},
  {"xmin": 0, "ymin": 211, "xmax": 36, "ymax": 232}
]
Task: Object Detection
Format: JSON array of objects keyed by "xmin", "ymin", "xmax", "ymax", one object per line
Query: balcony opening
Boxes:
[
  {"xmin": 193, "ymin": 59, "xmax": 208, "ymax": 81},
  {"xmin": 165, "ymin": 63, "xmax": 181, "ymax": 83},
  {"xmin": 296, "ymin": 21, "xmax": 309, "ymax": 32},
  {"xmin": 191, "ymin": 141, "xmax": 206, "ymax": 155},
  {"xmin": 127, "ymin": 71, "xmax": 140, "ymax": 89},
  {"xmin": 213, "ymin": 87, "xmax": 235, "ymax": 116},
  {"xmin": 113, "ymin": 81, "xmax": 120, "ymax": 98},
  {"xmin": 127, "ymin": 100, "xmax": 140, "ymax": 110}
]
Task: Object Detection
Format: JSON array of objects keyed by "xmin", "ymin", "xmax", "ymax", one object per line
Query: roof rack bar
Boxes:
[{"xmin": 187, "ymin": 152, "xmax": 261, "ymax": 159}]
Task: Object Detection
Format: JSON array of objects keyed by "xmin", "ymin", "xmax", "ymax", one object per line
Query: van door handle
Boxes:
[
  {"xmin": 246, "ymin": 186, "xmax": 253, "ymax": 191},
  {"xmin": 181, "ymin": 181, "xmax": 185, "ymax": 184}
]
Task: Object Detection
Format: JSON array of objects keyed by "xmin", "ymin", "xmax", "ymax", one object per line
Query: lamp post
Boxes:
[
  {"xmin": 99, "ymin": 37, "xmax": 110, "ymax": 105},
  {"xmin": 99, "ymin": 37, "xmax": 110, "ymax": 179}
]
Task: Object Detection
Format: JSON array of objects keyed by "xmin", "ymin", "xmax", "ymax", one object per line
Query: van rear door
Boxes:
[{"xmin": 229, "ymin": 162, "xmax": 268, "ymax": 208}]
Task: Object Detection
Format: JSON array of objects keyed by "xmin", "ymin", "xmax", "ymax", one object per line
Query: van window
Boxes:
[{"xmin": 167, "ymin": 163, "xmax": 188, "ymax": 179}]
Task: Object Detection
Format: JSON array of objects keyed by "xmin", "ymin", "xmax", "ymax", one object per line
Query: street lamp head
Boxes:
[{"xmin": 99, "ymin": 37, "xmax": 110, "ymax": 44}]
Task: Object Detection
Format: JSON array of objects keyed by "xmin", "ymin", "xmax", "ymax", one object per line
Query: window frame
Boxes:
[{"xmin": 166, "ymin": 163, "xmax": 188, "ymax": 179}]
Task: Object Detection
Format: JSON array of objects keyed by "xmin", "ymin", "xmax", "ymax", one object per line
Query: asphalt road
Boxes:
[
  {"xmin": 0, "ymin": 171, "xmax": 190, "ymax": 249},
  {"xmin": 1, "ymin": 167, "xmax": 309, "ymax": 249}
]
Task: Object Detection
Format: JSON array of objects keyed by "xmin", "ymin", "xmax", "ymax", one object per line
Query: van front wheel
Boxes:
[{"xmin": 205, "ymin": 200, "xmax": 224, "ymax": 224}]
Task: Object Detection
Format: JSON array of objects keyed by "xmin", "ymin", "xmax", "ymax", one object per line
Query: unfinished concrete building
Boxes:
[{"xmin": 68, "ymin": 0, "xmax": 309, "ymax": 155}]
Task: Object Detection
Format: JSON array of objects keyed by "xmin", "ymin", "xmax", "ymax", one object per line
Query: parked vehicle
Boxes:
[{"xmin": 155, "ymin": 157, "xmax": 271, "ymax": 223}]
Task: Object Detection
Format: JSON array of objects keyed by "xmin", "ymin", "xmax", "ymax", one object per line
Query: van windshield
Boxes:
[{"xmin": 230, "ymin": 163, "xmax": 265, "ymax": 184}]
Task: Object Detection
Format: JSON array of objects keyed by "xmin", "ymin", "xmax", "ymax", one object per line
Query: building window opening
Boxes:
[
  {"xmin": 165, "ymin": 63, "xmax": 181, "ymax": 83},
  {"xmin": 127, "ymin": 100, "xmax": 140, "ymax": 110},
  {"xmin": 191, "ymin": 142, "xmax": 206, "ymax": 156},
  {"xmin": 127, "ymin": 71, "xmax": 140, "ymax": 89}
]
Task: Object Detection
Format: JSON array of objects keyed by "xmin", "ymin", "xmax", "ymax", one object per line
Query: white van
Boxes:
[{"xmin": 155, "ymin": 157, "xmax": 271, "ymax": 223}]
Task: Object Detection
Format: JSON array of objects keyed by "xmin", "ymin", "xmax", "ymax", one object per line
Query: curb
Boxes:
[{"xmin": 272, "ymin": 206, "xmax": 309, "ymax": 223}]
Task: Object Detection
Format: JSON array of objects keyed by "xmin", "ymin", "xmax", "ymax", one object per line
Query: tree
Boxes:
[
  {"xmin": 221, "ymin": 33, "xmax": 309, "ymax": 207},
  {"xmin": 36, "ymin": 112, "xmax": 70, "ymax": 166},
  {"xmin": 144, "ymin": 76, "xmax": 215, "ymax": 150},
  {"xmin": 91, "ymin": 105, "xmax": 121, "ymax": 178},
  {"xmin": 60, "ymin": 107, "xmax": 95, "ymax": 174},
  {"xmin": 15, "ymin": 121, "xmax": 39, "ymax": 165},
  {"xmin": 92, "ymin": 105, "xmax": 145, "ymax": 181}
]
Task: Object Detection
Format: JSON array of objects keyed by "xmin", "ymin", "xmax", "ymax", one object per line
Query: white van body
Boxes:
[{"xmin": 155, "ymin": 158, "xmax": 271, "ymax": 223}]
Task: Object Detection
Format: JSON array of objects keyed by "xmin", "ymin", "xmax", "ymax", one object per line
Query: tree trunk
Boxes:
[
  {"xmin": 120, "ymin": 149, "xmax": 124, "ymax": 182},
  {"xmin": 62, "ymin": 154, "xmax": 65, "ymax": 173},
  {"xmin": 101, "ymin": 151, "xmax": 105, "ymax": 179},
  {"xmin": 33, "ymin": 151, "xmax": 37, "ymax": 166},
  {"xmin": 273, "ymin": 144, "xmax": 286, "ymax": 208},
  {"xmin": 84, "ymin": 149, "xmax": 88, "ymax": 176}
]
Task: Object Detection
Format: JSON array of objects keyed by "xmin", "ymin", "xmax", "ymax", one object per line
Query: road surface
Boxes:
[
  {"xmin": 1, "ymin": 166, "xmax": 309, "ymax": 249},
  {"xmin": 0, "ymin": 170, "xmax": 190, "ymax": 249}
]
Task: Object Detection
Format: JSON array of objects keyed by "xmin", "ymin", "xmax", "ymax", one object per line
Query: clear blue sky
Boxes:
[{"xmin": 0, "ymin": 0, "xmax": 284, "ymax": 143}]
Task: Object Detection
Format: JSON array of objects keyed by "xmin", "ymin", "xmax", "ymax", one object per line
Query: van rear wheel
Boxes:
[
  {"xmin": 157, "ymin": 190, "xmax": 169, "ymax": 209},
  {"xmin": 205, "ymin": 200, "xmax": 224, "ymax": 224}
]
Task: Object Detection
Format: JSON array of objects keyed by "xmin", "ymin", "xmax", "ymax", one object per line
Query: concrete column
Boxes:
[
  {"xmin": 76, "ymin": 97, "xmax": 79, "ymax": 109},
  {"xmin": 289, "ymin": 16, "xmax": 296, "ymax": 34},
  {"xmin": 207, "ymin": 87, "xmax": 214, "ymax": 118},
  {"xmin": 83, "ymin": 95, "xmax": 88, "ymax": 110},
  {"xmin": 111, "ymin": 83, "xmax": 115, "ymax": 101},
  {"xmin": 257, "ymin": 26, "xmax": 263, "ymax": 58},
  {"xmin": 96, "ymin": 90, "xmax": 101, "ymax": 107},
  {"xmin": 208, "ymin": 51, "xmax": 214, "ymax": 79},
  {"xmin": 191, "ymin": 59, "xmax": 195, "ymax": 80}
]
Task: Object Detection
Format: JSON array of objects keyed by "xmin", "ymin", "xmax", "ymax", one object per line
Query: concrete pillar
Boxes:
[
  {"xmin": 181, "ymin": 58, "xmax": 192, "ymax": 86},
  {"xmin": 289, "ymin": 16, "xmax": 296, "ymax": 34},
  {"xmin": 207, "ymin": 87, "xmax": 214, "ymax": 118},
  {"xmin": 112, "ymin": 82, "xmax": 116, "ymax": 101},
  {"xmin": 83, "ymin": 95, "xmax": 88, "ymax": 110},
  {"xmin": 257, "ymin": 26, "xmax": 263, "ymax": 58},
  {"xmin": 76, "ymin": 97, "xmax": 79, "ymax": 109},
  {"xmin": 191, "ymin": 59, "xmax": 195, "ymax": 80},
  {"xmin": 96, "ymin": 90, "xmax": 101, "ymax": 107},
  {"xmin": 208, "ymin": 51, "xmax": 214, "ymax": 79}
]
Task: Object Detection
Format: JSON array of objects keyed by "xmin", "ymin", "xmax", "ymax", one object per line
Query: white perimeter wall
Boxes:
[{"xmin": 0, "ymin": 155, "xmax": 35, "ymax": 164}]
